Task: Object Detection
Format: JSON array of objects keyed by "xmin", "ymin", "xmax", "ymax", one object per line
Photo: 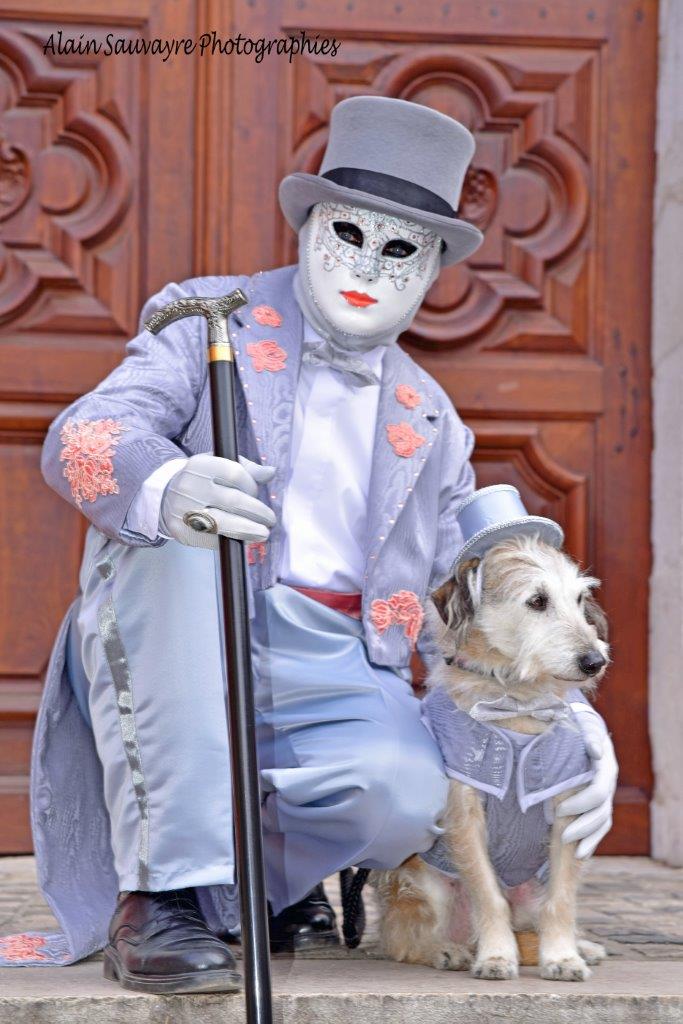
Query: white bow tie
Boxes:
[
  {"xmin": 302, "ymin": 338, "xmax": 380, "ymax": 388},
  {"xmin": 468, "ymin": 694, "xmax": 573, "ymax": 725}
]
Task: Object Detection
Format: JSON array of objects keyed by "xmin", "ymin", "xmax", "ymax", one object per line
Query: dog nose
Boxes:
[{"xmin": 578, "ymin": 650, "xmax": 606, "ymax": 676}]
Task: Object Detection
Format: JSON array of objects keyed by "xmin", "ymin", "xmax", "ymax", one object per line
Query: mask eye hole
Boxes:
[
  {"xmin": 333, "ymin": 221, "xmax": 363, "ymax": 248},
  {"xmin": 381, "ymin": 238, "xmax": 418, "ymax": 259},
  {"xmin": 526, "ymin": 591, "xmax": 548, "ymax": 612}
]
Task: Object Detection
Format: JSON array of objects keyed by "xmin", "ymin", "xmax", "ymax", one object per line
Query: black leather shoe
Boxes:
[
  {"xmin": 268, "ymin": 883, "xmax": 340, "ymax": 953},
  {"xmin": 103, "ymin": 889, "xmax": 242, "ymax": 994}
]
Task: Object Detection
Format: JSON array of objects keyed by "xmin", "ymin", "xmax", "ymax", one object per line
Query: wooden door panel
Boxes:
[
  {"xmin": 0, "ymin": 0, "xmax": 201, "ymax": 850},
  {"xmin": 230, "ymin": 0, "xmax": 656, "ymax": 853},
  {"xmin": 0, "ymin": 0, "xmax": 655, "ymax": 854}
]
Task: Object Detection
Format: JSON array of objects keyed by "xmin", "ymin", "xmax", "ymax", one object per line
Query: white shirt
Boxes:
[
  {"xmin": 279, "ymin": 322, "xmax": 384, "ymax": 591},
  {"xmin": 126, "ymin": 320, "xmax": 385, "ymax": 592}
]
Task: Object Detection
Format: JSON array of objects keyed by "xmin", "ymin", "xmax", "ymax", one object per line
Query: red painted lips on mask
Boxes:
[{"xmin": 339, "ymin": 290, "xmax": 378, "ymax": 308}]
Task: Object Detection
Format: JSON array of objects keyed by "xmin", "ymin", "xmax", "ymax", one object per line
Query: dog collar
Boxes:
[
  {"xmin": 444, "ymin": 654, "xmax": 501, "ymax": 681},
  {"xmin": 443, "ymin": 654, "xmax": 537, "ymax": 694}
]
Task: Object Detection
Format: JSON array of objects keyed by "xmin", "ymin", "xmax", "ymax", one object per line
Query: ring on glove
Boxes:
[{"xmin": 183, "ymin": 510, "xmax": 219, "ymax": 534}]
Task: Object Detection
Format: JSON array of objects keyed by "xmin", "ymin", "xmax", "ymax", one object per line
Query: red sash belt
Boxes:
[{"xmin": 288, "ymin": 585, "xmax": 363, "ymax": 620}]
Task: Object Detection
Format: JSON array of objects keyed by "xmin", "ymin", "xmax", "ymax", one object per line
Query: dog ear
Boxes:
[
  {"xmin": 431, "ymin": 558, "xmax": 481, "ymax": 638},
  {"xmin": 431, "ymin": 577, "xmax": 458, "ymax": 625},
  {"xmin": 584, "ymin": 593, "xmax": 609, "ymax": 642}
]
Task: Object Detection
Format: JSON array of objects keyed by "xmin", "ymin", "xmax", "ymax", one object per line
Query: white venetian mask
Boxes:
[{"xmin": 298, "ymin": 201, "xmax": 442, "ymax": 346}]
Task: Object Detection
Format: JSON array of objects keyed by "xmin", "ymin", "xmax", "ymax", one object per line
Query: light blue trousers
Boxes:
[{"xmin": 67, "ymin": 530, "xmax": 447, "ymax": 913}]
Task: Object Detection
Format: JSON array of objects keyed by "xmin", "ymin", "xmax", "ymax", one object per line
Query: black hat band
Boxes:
[{"xmin": 321, "ymin": 166, "xmax": 457, "ymax": 219}]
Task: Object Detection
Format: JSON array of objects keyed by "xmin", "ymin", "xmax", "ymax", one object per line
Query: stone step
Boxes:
[
  {"xmin": 2, "ymin": 957, "xmax": 683, "ymax": 1023},
  {"xmin": 3, "ymin": 856, "xmax": 683, "ymax": 1022}
]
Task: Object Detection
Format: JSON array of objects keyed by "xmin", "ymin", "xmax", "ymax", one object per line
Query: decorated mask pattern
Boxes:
[
  {"xmin": 299, "ymin": 201, "xmax": 442, "ymax": 347},
  {"xmin": 313, "ymin": 202, "xmax": 439, "ymax": 292}
]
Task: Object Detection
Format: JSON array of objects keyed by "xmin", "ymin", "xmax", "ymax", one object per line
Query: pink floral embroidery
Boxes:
[
  {"xmin": 370, "ymin": 590, "xmax": 424, "ymax": 650},
  {"xmin": 59, "ymin": 418, "xmax": 128, "ymax": 508},
  {"xmin": 246, "ymin": 340, "xmax": 287, "ymax": 373},
  {"xmin": 247, "ymin": 541, "xmax": 267, "ymax": 565},
  {"xmin": 370, "ymin": 599, "xmax": 394, "ymax": 634},
  {"xmin": 386, "ymin": 421, "xmax": 426, "ymax": 458},
  {"xmin": 252, "ymin": 305, "xmax": 283, "ymax": 328},
  {"xmin": 0, "ymin": 933, "xmax": 48, "ymax": 961},
  {"xmin": 395, "ymin": 384, "xmax": 422, "ymax": 409}
]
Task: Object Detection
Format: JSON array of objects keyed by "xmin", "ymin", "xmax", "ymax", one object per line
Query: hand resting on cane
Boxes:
[{"xmin": 159, "ymin": 452, "xmax": 276, "ymax": 549}]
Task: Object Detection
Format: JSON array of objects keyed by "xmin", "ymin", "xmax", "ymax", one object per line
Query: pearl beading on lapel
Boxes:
[
  {"xmin": 362, "ymin": 371, "xmax": 440, "ymax": 588},
  {"xmin": 234, "ymin": 330, "xmax": 268, "ymax": 458},
  {"xmin": 232, "ymin": 277, "xmax": 303, "ymax": 541}
]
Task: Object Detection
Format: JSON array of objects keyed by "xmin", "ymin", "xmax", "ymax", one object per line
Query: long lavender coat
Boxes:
[{"xmin": 16, "ymin": 264, "xmax": 474, "ymax": 965}]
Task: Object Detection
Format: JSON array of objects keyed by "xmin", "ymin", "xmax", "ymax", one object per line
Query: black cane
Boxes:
[{"xmin": 144, "ymin": 291, "xmax": 273, "ymax": 1024}]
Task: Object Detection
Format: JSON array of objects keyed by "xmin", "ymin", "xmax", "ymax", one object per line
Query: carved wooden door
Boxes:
[
  {"xmin": 0, "ymin": 0, "xmax": 212, "ymax": 851},
  {"xmin": 0, "ymin": 0, "xmax": 656, "ymax": 853}
]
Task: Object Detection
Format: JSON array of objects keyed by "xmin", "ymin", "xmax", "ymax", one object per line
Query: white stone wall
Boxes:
[{"xmin": 650, "ymin": 0, "xmax": 683, "ymax": 865}]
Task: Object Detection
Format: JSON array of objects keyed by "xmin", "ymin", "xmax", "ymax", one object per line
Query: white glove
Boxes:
[
  {"xmin": 159, "ymin": 452, "xmax": 276, "ymax": 549},
  {"xmin": 557, "ymin": 703, "xmax": 618, "ymax": 859}
]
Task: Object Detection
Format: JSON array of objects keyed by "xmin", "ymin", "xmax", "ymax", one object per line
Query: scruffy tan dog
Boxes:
[{"xmin": 376, "ymin": 535, "xmax": 610, "ymax": 982}]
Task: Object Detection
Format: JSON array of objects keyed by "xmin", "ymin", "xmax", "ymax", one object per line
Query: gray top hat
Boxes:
[
  {"xmin": 453, "ymin": 485, "xmax": 564, "ymax": 569},
  {"xmin": 279, "ymin": 96, "xmax": 484, "ymax": 267}
]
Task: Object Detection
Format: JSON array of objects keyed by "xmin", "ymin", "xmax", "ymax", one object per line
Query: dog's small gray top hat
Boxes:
[
  {"xmin": 453, "ymin": 485, "xmax": 564, "ymax": 569},
  {"xmin": 279, "ymin": 96, "xmax": 484, "ymax": 267}
]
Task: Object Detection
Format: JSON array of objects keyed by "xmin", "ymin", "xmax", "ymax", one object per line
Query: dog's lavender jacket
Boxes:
[{"xmin": 420, "ymin": 687, "xmax": 595, "ymax": 888}]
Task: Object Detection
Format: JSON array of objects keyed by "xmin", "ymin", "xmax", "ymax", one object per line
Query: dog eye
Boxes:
[
  {"xmin": 526, "ymin": 592, "xmax": 548, "ymax": 612},
  {"xmin": 382, "ymin": 238, "xmax": 418, "ymax": 259},
  {"xmin": 333, "ymin": 221, "xmax": 363, "ymax": 248}
]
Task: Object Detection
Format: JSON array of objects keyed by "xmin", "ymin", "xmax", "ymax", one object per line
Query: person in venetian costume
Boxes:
[{"xmin": 0, "ymin": 97, "xmax": 617, "ymax": 993}]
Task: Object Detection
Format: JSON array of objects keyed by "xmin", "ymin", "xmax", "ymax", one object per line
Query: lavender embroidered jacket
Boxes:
[
  {"xmin": 41, "ymin": 264, "xmax": 475, "ymax": 668},
  {"xmin": 420, "ymin": 686, "xmax": 595, "ymax": 888}
]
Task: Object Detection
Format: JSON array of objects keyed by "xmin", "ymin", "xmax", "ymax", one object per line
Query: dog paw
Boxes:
[
  {"xmin": 430, "ymin": 943, "xmax": 472, "ymax": 971},
  {"xmin": 577, "ymin": 939, "xmax": 607, "ymax": 965},
  {"xmin": 472, "ymin": 955, "xmax": 519, "ymax": 980},
  {"xmin": 541, "ymin": 954, "xmax": 592, "ymax": 982}
]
